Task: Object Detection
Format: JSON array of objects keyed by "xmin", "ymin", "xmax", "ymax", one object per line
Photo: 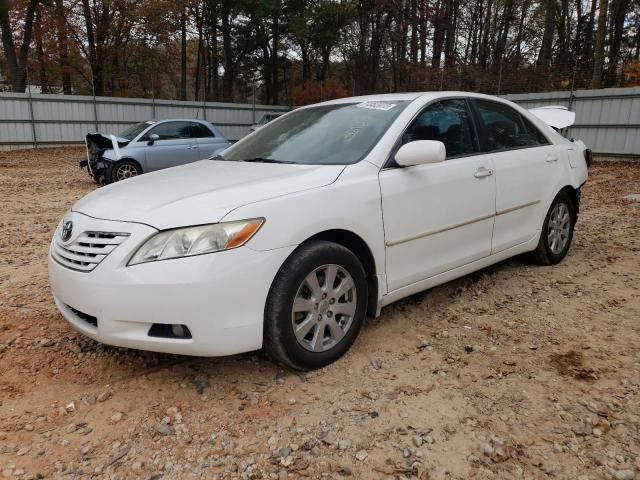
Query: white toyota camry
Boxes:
[{"xmin": 49, "ymin": 92, "xmax": 590, "ymax": 370}]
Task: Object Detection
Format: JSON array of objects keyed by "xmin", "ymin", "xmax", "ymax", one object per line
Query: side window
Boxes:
[
  {"xmin": 144, "ymin": 121, "xmax": 191, "ymax": 141},
  {"xmin": 403, "ymin": 99, "xmax": 478, "ymax": 158},
  {"xmin": 188, "ymin": 123, "xmax": 215, "ymax": 138},
  {"xmin": 521, "ymin": 115, "xmax": 550, "ymax": 145},
  {"xmin": 475, "ymin": 100, "xmax": 546, "ymax": 151}
]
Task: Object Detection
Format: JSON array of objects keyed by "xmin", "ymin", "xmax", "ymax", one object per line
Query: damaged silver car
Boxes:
[{"xmin": 81, "ymin": 119, "xmax": 230, "ymax": 184}]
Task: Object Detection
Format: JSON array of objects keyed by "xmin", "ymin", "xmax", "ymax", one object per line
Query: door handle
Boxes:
[
  {"xmin": 474, "ymin": 167, "xmax": 494, "ymax": 178},
  {"xmin": 546, "ymin": 154, "xmax": 559, "ymax": 163},
  {"xmin": 187, "ymin": 145, "xmax": 199, "ymax": 150}
]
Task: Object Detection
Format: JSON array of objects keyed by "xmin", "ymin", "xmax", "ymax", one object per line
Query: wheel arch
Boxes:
[
  {"xmin": 303, "ymin": 229, "xmax": 379, "ymax": 318},
  {"xmin": 114, "ymin": 157, "xmax": 144, "ymax": 173},
  {"xmin": 558, "ymin": 184, "xmax": 580, "ymax": 215}
]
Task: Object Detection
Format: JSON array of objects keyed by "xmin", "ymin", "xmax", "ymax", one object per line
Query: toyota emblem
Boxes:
[{"xmin": 61, "ymin": 221, "xmax": 73, "ymax": 242}]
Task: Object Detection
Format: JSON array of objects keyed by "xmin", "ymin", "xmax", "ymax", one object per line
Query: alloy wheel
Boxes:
[
  {"xmin": 547, "ymin": 202, "xmax": 571, "ymax": 254},
  {"xmin": 291, "ymin": 264, "xmax": 357, "ymax": 352},
  {"xmin": 115, "ymin": 164, "xmax": 139, "ymax": 181}
]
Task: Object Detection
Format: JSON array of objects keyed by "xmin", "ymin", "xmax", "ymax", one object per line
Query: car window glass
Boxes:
[
  {"xmin": 145, "ymin": 121, "xmax": 191, "ymax": 140},
  {"xmin": 188, "ymin": 123, "xmax": 215, "ymax": 138},
  {"xmin": 220, "ymin": 101, "xmax": 409, "ymax": 165},
  {"xmin": 521, "ymin": 115, "xmax": 550, "ymax": 145},
  {"xmin": 476, "ymin": 100, "xmax": 545, "ymax": 151},
  {"xmin": 119, "ymin": 121, "xmax": 154, "ymax": 140},
  {"xmin": 403, "ymin": 99, "xmax": 478, "ymax": 158}
]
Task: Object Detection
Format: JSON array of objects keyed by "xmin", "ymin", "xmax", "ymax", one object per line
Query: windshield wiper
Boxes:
[{"xmin": 240, "ymin": 157, "xmax": 295, "ymax": 164}]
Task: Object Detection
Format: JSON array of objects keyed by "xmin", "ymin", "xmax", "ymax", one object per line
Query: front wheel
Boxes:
[
  {"xmin": 528, "ymin": 191, "xmax": 576, "ymax": 265},
  {"xmin": 111, "ymin": 160, "xmax": 142, "ymax": 183},
  {"xmin": 264, "ymin": 240, "xmax": 368, "ymax": 371}
]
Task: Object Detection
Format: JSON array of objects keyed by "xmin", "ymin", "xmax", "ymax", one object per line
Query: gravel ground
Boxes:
[{"xmin": 0, "ymin": 147, "xmax": 639, "ymax": 480}]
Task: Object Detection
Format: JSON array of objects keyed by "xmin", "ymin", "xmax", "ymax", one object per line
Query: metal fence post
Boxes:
[
  {"xmin": 568, "ymin": 58, "xmax": 578, "ymax": 111},
  {"xmin": 151, "ymin": 76, "xmax": 157, "ymax": 119},
  {"xmin": 252, "ymin": 83, "xmax": 256, "ymax": 124},
  {"xmin": 26, "ymin": 70, "xmax": 38, "ymax": 148},
  {"xmin": 91, "ymin": 79, "xmax": 99, "ymax": 131}
]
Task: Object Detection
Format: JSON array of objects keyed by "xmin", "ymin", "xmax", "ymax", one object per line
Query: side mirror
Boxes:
[
  {"xmin": 395, "ymin": 140, "xmax": 446, "ymax": 167},
  {"xmin": 147, "ymin": 133, "xmax": 160, "ymax": 145}
]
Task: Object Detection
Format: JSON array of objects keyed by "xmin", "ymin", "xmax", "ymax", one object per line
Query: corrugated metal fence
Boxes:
[
  {"xmin": 503, "ymin": 87, "xmax": 640, "ymax": 156},
  {"xmin": 0, "ymin": 87, "xmax": 638, "ymax": 155},
  {"xmin": 0, "ymin": 92, "xmax": 289, "ymax": 146}
]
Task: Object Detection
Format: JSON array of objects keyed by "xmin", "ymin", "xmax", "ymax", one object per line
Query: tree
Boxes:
[
  {"xmin": 592, "ymin": 0, "xmax": 609, "ymax": 88},
  {"xmin": 0, "ymin": 0, "xmax": 40, "ymax": 92}
]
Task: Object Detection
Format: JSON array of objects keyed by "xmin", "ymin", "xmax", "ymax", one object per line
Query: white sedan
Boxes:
[{"xmin": 49, "ymin": 92, "xmax": 589, "ymax": 370}]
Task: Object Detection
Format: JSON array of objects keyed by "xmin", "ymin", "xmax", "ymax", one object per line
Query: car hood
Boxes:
[{"xmin": 72, "ymin": 160, "xmax": 345, "ymax": 229}]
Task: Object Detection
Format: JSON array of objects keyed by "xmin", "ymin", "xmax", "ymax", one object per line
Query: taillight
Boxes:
[{"xmin": 584, "ymin": 149, "xmax": 593, "ymax": 168}]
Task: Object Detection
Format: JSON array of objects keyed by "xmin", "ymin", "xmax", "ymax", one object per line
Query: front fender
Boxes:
[{"xmin": 221, "ymin": 161, "xmax": 386, "ymax": 283}]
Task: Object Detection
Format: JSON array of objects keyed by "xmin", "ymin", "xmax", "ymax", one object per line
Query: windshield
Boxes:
[
  {"xmin": 220, "ymin": 101, "xmax": 408, "ymax": 165},
  {"xmin": 119, "ymin": 121, "xmax": 154, "ymax": 141}
]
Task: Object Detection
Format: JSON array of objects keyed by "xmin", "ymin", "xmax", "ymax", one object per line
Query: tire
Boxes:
[
  {"xmin": 264, "ymin": 240, "xmax": 368, "ymax": 371},
  {"xmin": 111, "ymin": 160, "xmax": 142, "ymax": 183},
  {"xmin": 527, "ymin": 190, "xmax": 576, "ymax": 265}
]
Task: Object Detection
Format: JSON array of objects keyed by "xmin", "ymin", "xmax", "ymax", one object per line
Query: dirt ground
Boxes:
[{"xmin": 0, "ymin": 147, "xmax": 639, "ymax": 480}]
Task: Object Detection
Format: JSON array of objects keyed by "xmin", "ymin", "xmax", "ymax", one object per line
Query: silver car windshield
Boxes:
[
  {"xmin": 119, "ymin": 122, "xmax": 154, "ymax": 141},
  {"xmin": 218, "ymin": 101, "xmax": 409, "ymax": 165}
]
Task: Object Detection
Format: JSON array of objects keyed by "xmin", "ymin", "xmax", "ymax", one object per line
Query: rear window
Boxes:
[{"xmin": 475, "ymin": 100, "xmax": 549, "ymax": 151}]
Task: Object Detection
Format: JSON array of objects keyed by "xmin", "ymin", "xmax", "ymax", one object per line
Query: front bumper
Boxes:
[
  {"xmin": 80, "ymin": 157, "xmax": 114, "ymax": 184},
  {"xmin": 48, "ymin": 211, "xmax": 296, "ymax": 356}
]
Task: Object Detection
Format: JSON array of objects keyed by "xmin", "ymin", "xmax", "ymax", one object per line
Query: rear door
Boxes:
[
  {"xmin": 143, "ymin": 121, "xmax": 199, "ymax": 171},
  {"xmin": 192, "ymin": 123, "xmax": 228, "ymax": 158},
  {"xmin": 471, "ymin": 99, "xmax": 561, "ymax": 253}
]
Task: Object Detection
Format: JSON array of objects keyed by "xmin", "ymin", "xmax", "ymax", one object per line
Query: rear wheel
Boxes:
[
  {"xmin": 264, "ymin": 240, "xmax": 368, "ymax": 370},
  {"xmin": 111, "ymin": 160, "xmax": 142, "ymax": 183},
  {"xmin": 527, "ymin": 190, "xmax": 576, "ymax": 265}
]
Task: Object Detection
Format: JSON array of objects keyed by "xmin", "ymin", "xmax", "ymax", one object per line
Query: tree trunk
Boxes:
[
  {"xmin": 221, "ymin": 0, "xmax": 233, "ymax": 102},
  {"xmin": 34, "ymin": 5, "xmax": 49, "ymax": 93},
  {"xmin": 536, "ymin": 0, "xmax": 556, "ymax": 67},
  {"xmin": 443, "ymin": 0, "xmax": 458, "ymax": 68},
  {"xmin": 81, "ymin": 0, "xmax": 104, "ymax": 95},
  {"xmin": 432, "ymin": 0, "xmax": 444, "ymax": 68},
  {"xmin": 478, "ymin": 0, "xmax": 493, "ymax": 68},
  {"xmin": 272, "ymin": 11, "xmax": 280, "ymax": 105},
  {"xmin": 0, "ymin": 0, "xmax": 39, "ymax": 92},
  {"xmin": 180, "ymin": 3, "xmax": 187, "ymax": 100},
  {"xmin": 419, "ymin": 0, "xmax": 427, "ymax": 64},
  {"xmin": 54, "ymin": 0, "xmax": 72, "ymax": 94},
  {"xmin": 592, "ymin": 0, "xmax": 608, "ymax": 88},
  {"xmin": 605, "ymin": 0, "xmax": 630, "ymax": 86},
  {"xmin": 410, "ymin": 0, "xmax": 418, "ymax": 64}
]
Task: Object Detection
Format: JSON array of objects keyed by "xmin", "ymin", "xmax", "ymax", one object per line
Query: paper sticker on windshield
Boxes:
[{"xmin": 356, "ymin": 101, "xmax": 396, "ymax": 111}]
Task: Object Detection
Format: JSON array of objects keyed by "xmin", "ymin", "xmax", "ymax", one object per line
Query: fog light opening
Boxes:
[
  {"xmin": 148, "ymin": 323, "xmax": 192, "ymax": 339},
  {"xmin": 171, "ymin": 324, "xmax": 188, "ymax": 338}
]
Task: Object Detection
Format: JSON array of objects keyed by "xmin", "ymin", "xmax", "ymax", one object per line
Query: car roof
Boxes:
[
  {"xmin": 150, "ymin": 118, "xmax": 212, "ymax": 124},
  {"xmin": 315, "ymin": 91, "xmax": 516, "ymax": 106}
]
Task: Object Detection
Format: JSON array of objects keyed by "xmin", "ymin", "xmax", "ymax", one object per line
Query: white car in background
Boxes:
[{"xmin": 49, "ymin": 92, "xmax": 589, "ymax": 370}]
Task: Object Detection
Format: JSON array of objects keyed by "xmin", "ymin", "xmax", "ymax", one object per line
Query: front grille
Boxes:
[{"xmin": 52, "ymin": 231, "xmax": 129, "ymax": 272}]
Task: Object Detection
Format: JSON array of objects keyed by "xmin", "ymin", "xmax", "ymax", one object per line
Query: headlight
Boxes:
[{"xmin": 128, "ymin": 218, "xmax": 264, "ymax": 265}]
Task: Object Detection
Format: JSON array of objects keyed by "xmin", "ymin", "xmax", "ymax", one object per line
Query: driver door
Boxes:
[
  {"xmin": 142, "ymin": 121, "xmax": 199, "ymax": 171},
  {"xmin": 379, "ymin": 98, "xmax": 496, "ymax": 292}
]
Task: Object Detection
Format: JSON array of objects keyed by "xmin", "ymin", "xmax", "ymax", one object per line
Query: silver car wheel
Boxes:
[
  {"xmin": 115, "ymin": 164, "xmax": 139, "ymax": 181},
  {"xmin": 547, "ymin": 202, "xmax": 571, "ymax": 254},
  {"xmin": 291, "ymin": 264, "xmax": 357, "ymax": 353}
]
